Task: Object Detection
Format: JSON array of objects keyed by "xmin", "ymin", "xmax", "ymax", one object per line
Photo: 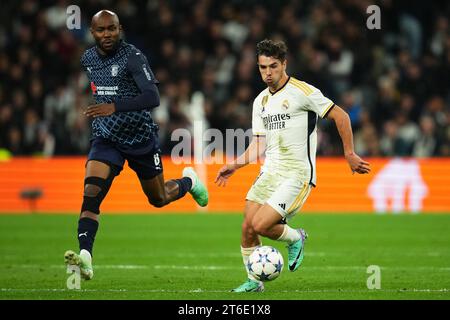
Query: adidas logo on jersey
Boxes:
[{"xmin": 278, "ymin": 203, "xmax": 286, "ymax": 210}]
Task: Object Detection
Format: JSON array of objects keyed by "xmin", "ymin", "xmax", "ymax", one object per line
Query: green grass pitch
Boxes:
[{"xmin": 0, "ymin": 213, "xmax": 449, "ymax": 300}]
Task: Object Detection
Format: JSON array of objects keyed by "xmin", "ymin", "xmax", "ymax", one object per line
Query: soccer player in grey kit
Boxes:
[{"xmin": 64, "ymin": 10, "xmax": 208, "ymax": 280}]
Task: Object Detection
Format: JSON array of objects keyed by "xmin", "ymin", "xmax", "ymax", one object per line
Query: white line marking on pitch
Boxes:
[
  {"xmin": 1, "ymin": 288, "xmax": 449, "ymax": 294},
  {"xmin": 2, "ymin": 251, "xmax": 449, "ymax": 263},
  {"xmin": 4, "ymin": 264, "xmax": 450, "ymax": 271}
]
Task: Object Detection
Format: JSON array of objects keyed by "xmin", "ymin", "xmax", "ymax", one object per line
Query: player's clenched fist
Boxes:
[{"xmin": 84, "ymin": 103, "xmax": 116, "ymax": 118}]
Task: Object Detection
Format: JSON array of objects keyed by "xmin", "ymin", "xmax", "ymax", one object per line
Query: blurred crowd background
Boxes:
[{"xmin": 0, "ymin": 0, "xmax": 449, "ymax": 158}]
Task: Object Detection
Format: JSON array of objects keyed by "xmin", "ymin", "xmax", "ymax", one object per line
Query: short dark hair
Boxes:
[{"xmin": 256, "ymin": 39, "xmax": 288, "ymax": 62}]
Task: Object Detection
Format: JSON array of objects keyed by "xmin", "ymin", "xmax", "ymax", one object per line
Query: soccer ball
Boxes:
[{"xmin": 247, "ymin": 246, "xmax": 284, "ymax": 281}]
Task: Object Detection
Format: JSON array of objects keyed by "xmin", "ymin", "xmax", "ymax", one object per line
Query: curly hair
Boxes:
[{"xmin": 256, "ymin": 39, "xmax": 288, "ymax": 62}]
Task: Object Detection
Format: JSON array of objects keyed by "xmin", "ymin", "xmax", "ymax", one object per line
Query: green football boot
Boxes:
[
  {"xmin": 231, "ymin": 279, "xmax": 264, "ymax": 293},
  {"xmin": 182, "ymin": 167, "xmax": 209, "ymax": 207},
  {"xmin": 64, "ymin": 249, "xmax": 94, "ymax": 280},
  {"xmin": 287, "ymin": 228, "xmax": 308, "ymax": 272}
]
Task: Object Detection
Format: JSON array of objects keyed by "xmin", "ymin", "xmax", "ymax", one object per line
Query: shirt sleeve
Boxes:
[
  {"xmin": 252, "ymin": 97, "xmax": 266, "ymax": 136},
  {"xmin": 126, "ymin": 48, "xmax": 159, "ymax": 89},
  {"xmin": 114, "ymin": 49, "xmax": 160, "ymax": 112},
  {"xmin": 306, "ymin": 86, "xmax": 335, "ymax": 118}
]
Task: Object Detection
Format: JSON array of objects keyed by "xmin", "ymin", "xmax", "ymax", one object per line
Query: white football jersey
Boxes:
[{"xmin": 252, "ymin": 77, "xmax": 335, "ymax": 186}]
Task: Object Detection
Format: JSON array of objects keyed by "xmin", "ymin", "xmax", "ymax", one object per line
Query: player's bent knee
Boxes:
[
  {"xmin": 147, "ymin": 196, "xmax": 167, "ymax": 208},
  {"xmin": 84, "ymin": 184, "xmax": 101, "ymax": 197},
  {"xmin": 251, "ymin": 219, "xmax": 270, "ymax": 237},
  {"xmin": 81, "ymin": 177, "xmax": 110, "ymax": 215}
]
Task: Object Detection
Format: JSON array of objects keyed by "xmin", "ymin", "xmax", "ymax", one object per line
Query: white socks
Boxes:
[
  {"xmin": 241, "ymin": 245, "xmax": 261, "ymax": 281},
  {"xmin": 240, "ymin": 226, "xmax": 300, "ymax": 280},
  {"xmin": 277, "ymin": 224, "xmax": 301, "ymax": 244}
]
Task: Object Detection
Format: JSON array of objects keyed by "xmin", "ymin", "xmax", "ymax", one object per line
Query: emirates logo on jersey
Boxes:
[
  {"xmin": 90, "ymin": 82, "xmax": 97, "ymax": 94},
  {"xmin": 262, "ymin": 113, "xmax": 291, "ymax": 130}
]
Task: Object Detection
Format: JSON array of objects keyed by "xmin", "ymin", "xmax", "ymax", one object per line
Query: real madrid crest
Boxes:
[
  {"xmin": 111, "ymin": 64, "xmax": 119, "ymax": 77},
  {"xmin": 282, "ymin": 99, "xmax": 290, "ymax": 110}
]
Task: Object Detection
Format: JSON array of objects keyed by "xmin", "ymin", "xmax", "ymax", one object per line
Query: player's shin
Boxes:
[
  {"xmin": 77, "ymin": 217, "xmax": 99, "ymax": 256},
  {"xmin": 171, "ymin": 177, "xmax": 192, "ymax": 201}
]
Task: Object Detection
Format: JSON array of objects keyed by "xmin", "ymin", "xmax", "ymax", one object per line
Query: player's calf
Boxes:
[
  {"xmin": 142, "ymin": 174, "xmax": 194, "ymax": 208},
  {"xmin": 251, "ymin": 219, "xmax": 282, "ymax": 240},
  {"xmin": 145, "ymin": 179, "xmax": 186, "ymax": 207},
  {"xmin": 251, "ymin": 220, "xmax": 270, "ymax": 237},
  {"xmin": 241, "ymin": 221, "xmax": 260, "ymax": 246},
  {"xmin": 250, "ymin": 204, "xmax": 287, "ymax": 239},
  {"xmin": 147, "ymin": 194, "xmax": 167, "ymax": 208}
]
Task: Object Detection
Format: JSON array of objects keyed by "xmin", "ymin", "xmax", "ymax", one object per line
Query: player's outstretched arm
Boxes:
[
  {"xmin": 325, "ymin": 105, "xmax": 371, "ymax": 174},
  {"xmin": 215, "ymin": 135, "xmax": 266, "ymax": 187}
]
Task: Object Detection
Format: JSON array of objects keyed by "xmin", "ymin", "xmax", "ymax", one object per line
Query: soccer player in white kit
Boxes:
[{"xmin": 215, "ymin": 39, "xmax": 371, "ymax": 292}]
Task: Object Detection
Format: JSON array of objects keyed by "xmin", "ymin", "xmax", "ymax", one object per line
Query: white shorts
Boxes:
[{"xmin": 246, "ymin": 171, "xmax": 312, "ymax": 220}]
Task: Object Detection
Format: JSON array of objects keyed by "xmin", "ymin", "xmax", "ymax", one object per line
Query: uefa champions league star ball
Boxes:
[{"xmin": 247, "ymin": 246, "xmax": 284, "ymax": 281}]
